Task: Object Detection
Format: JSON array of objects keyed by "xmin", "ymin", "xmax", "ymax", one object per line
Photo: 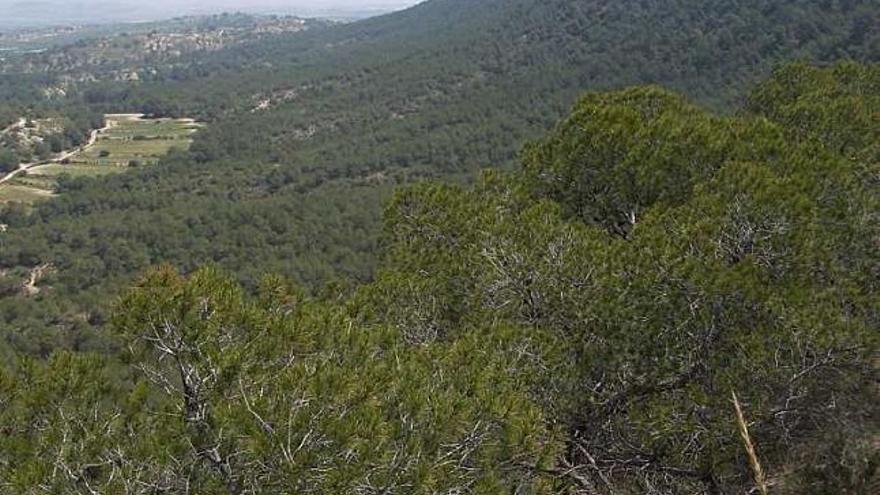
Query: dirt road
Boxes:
[{"xmin": 0, "ymin": 123, "xmax": 104, "ymax": 186}]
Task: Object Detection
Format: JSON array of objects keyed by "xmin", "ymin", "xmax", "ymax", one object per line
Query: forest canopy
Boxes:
[
  {"xmin": 1, "ymin": 0, "xmax": 878, "ymax": 492},
  {"xmin": 1, "ymin": 0, "xmax": 878, "ymax": 353},
  {"xmin": 1, "ymin": 63, "xmax": 876, "ymax": 494}
]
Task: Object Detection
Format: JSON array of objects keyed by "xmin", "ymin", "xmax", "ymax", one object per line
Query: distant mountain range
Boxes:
[{"xmin": 0, "ymin": 0, "xmax": 419, "ymax": 28}]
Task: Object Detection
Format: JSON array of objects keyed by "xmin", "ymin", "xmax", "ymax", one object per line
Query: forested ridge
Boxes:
[
  {"xmin": 0, "ymin": 0, "xmax": 878, "ymax": 354},
  {"xmin": 1, "ymin": 62, "xmax": 877, "ymax": 494},
  {"xmin": 0, "ymin": 1, "xmax": 878, "ymax": 491}
]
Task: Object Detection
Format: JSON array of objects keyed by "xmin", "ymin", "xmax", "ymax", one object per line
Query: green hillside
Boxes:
[
  {"xmin": 0, "ymin": 0, "xmax": 878, "ymax": 354},
  {"xmin": 1, "ymin": 62, "xmax": 877, "ymax": 495},
  {"xmin": 0, "ymin": 0, "xmax": 877, "ymax": 491}
]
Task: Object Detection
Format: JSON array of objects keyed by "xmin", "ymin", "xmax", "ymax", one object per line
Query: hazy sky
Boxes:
[{"xmin": 0, "ymin": 1, "xmax": 423, "ymax": 28}]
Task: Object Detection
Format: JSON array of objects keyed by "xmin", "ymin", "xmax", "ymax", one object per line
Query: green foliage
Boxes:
[
  {"xmin": 367, "ymin": 64, "xmax": 879, "ymax": 492},
  {"xmin": 1, "ymin": 61, "xmax": 877, "ymax": 495},
  {"xmin": 2, "ymin": 0, "xmax": 879, "ymax": 348},
  {"xmin": 2, "ymin": 266, "xmax": 557, "ymax": 493},
  {"xmin": 0, "ymin": 1, "xmax": 877, "ymax": 491},
  {"xmin": 521, "ymin": 87, "xmax": 788, "ymax": 235},
  {"xmin": 0, "ymin": 148, "xmax": 19, "ymax": 173},
  {"xmin": 747, "ymin": 62, "xmax": 880, "ymax": 161}
]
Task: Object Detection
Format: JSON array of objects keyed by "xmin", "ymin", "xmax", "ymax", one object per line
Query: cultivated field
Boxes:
[
  {"xmin": 73, "ymin": 114, "xmax": 200, "ymax": 167},
  {"xmin": 0, "ymin": 114, "xmax": 200, "ymax": 205},
  {"xmin": 0, "ymin": 184, "xmax": 53, "ymax": 203}
]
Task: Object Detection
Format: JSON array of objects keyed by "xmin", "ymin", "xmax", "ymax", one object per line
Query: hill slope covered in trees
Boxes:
[
  {"xmin": 0, "ymin": 0, "xmax": 878, "ymax": 355},
  {"xmin": 1, "ymin": 62, "xmax": 877, "ymax": 494}
]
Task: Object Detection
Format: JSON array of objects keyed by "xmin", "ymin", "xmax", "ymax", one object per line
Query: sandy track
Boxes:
[{"xmin": 0, "ymin": 121, "xmax": 105, "ymax": 186}]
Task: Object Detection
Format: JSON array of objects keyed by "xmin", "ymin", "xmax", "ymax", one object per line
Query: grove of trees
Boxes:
[
  {"xmin": 1, "ymin": 62, "xmax": 876, "ymax": 494},
  {"xmin": 1, "ymin": 0, "xmax": 878, "ymax": 353}
]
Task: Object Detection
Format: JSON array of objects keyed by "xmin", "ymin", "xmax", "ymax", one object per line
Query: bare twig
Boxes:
[{"xmin": 732, "ymin": 391, "xmax": 768, "ymax": 495}]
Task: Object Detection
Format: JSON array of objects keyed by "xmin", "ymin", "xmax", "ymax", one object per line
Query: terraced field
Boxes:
[
  {"xmin": 0, "ymin": 114, "xmax": 200, "ymax": 205},
  {"xmin": 74, "ymin": 115, "xmax": 200, "ymax": 167}
]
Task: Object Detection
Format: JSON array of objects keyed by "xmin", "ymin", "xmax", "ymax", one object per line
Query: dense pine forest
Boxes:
[
  {"xmin": 0, "ymin": 0, "xmax": 878, "ymax": 493},
  {"xmin": 1, "ymin": 62, "xmax": 877, "ymax": 494},
  {"xmin": 1, "ymin": 0, "xmax": 878, "ymax": 355}
]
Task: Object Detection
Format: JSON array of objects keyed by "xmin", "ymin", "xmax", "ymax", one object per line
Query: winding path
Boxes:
[{"xmin": 0, "ymin": 123, "xmax": 104, "ymax": 186}]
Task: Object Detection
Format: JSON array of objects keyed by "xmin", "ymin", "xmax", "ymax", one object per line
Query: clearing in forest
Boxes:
[{"xmin": 0, "ymin": 114, "xmax": 201, "ymax": 205}]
